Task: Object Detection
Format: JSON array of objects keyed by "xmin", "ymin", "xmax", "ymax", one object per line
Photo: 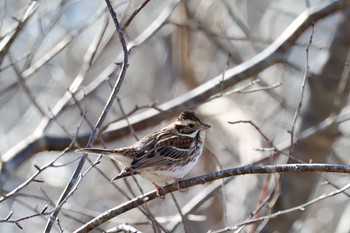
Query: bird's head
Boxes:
[{"xmin": 174, "ymin": 110, "xmax": 211, "ymax": 137}]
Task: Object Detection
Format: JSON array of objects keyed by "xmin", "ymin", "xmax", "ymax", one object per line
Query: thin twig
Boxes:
[
  {"xmin": 288, "ymin": 22, "xmax": 315, "ymax": 155},
  {"xmin": 332, "ymin": 47, "xmax": 350, "ymax": 115},
  {"xmin": 117, "ymin": 98, "xmax": 139, "ymax": 140},
  {"xmin": 220, "ymin": 53, "xmax": 232, "ymax": 94},
  {"xmin": 9, "ymin": 54, "xmax": 47, "ymax": 117},
  {"xmin": 236, "ymin": 82, "xmax": 282, "ymax": 93},
  {"xmin": 128, "ymin": 172, "xmax": 167, "ymax": 232},
  {"xmin": 228, "ymin": 120, "xmax": 273, "ymax": 148},
  {"xmin": 21, "ymin": 4, "xmax": 107, "ymax": 79},
  {"xmin": 0, "ymin": 147, "xmax": 71, "ymax": 203},
  {"xmin": 0, "ymin": 158, "xmax": 102, "ymax": 228},
  {"xmin": 166, "ymin": 179, "xmax": 232, "ymax": 232},
  {"xmin": 123, "ymin": 0, "xmax": 151, "ymax": 30},
  {"xmin": 170, "ymin": 192, "xmax": 189, "ymax": 233}
]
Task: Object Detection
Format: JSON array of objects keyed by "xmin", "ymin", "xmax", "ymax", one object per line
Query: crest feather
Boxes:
[{"xmin": 177, "ymin": 110, "xmax": 202, "ymax": 122}]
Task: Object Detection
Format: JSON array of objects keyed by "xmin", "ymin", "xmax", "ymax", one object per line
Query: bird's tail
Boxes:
[
  {"xmin": 76, "ymin": 148, "xmax": 116, "ymax": 155},
  {"xmin": 76, "ymin": 147, "xmax": 133, "ymax": 167}
]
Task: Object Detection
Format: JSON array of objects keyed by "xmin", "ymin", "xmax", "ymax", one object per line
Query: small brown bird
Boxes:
[{"xmin": 77, "ymin": 110, "xmax": 210, "ymax": 195}]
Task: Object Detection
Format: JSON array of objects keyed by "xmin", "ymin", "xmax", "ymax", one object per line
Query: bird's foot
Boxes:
[
  {"xmin": 152, "ymin": 182, "xmax": 165, "ymax": 199},
  {"xmin": 175, "ymin": 180, "xmax": 187, "ymax": 193}
]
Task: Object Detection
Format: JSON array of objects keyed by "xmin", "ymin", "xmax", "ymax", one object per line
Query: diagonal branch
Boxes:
[
  {"xmin": 95, "ymin": 0, "xmax": 350, "ymax": 141},
  {"xmin": 73, "ymin": 163, "xmax": 350, "ymax": 233},
  {"xmin": 43, "ymin": 1, "xmax": 130, "ymax": 232},
  {"xmin": 0, "ymin": 1, "xmax": 38, "ymax": 65}
]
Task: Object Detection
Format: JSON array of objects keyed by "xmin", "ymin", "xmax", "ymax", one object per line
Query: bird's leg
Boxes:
[
  {"xmin": 174, "ymin": 179, "xmax": 187, "ymax": 193},
  {"xmin": 152, "ymin": 182, "xmax": 165, "ymax": 199}
]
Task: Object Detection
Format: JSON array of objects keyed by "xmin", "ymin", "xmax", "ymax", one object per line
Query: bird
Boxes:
[{"xmin": 76, "ymin": 110, "xmax": 210, "ymax": 196}]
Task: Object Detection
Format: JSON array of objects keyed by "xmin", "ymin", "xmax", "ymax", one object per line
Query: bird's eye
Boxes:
[{"xmin": 188, "ymin": 123, "xmax": 194, "ymax": 128}]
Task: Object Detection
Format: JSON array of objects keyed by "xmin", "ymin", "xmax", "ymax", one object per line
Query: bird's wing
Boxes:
[{"xmin": 131, "ymin": 133, "xmax": 194, "ymax": 170}]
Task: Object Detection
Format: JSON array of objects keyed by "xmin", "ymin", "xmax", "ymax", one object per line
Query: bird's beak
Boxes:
[{"xmin": 199, "ymin": 123, "xmax": 211, "ymax": 130}]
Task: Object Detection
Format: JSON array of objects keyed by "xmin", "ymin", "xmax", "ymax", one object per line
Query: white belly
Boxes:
[{"xmin": 140, "ymin": 150, "xmax": 202, "ymax": 184}]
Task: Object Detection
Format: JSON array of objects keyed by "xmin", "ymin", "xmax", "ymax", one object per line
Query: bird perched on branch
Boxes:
[{"xmin": 76, "ymin": 110, "xmax": 210, "ymax": 196}]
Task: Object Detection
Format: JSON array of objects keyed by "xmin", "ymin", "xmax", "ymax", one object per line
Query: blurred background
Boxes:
[{"xmin": 1, "ymin": 0, "xmax": 350, "ymax": 232}]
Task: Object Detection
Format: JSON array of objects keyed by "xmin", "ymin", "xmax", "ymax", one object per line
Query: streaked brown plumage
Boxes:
[{"xmin": 76, "ymin": 110, "xmax": 210, "ymax": 195}]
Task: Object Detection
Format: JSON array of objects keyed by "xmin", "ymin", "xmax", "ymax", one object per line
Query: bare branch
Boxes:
[{"xmin": 73, "ymin": 163, "xmax": 350, "ymax": 233}]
